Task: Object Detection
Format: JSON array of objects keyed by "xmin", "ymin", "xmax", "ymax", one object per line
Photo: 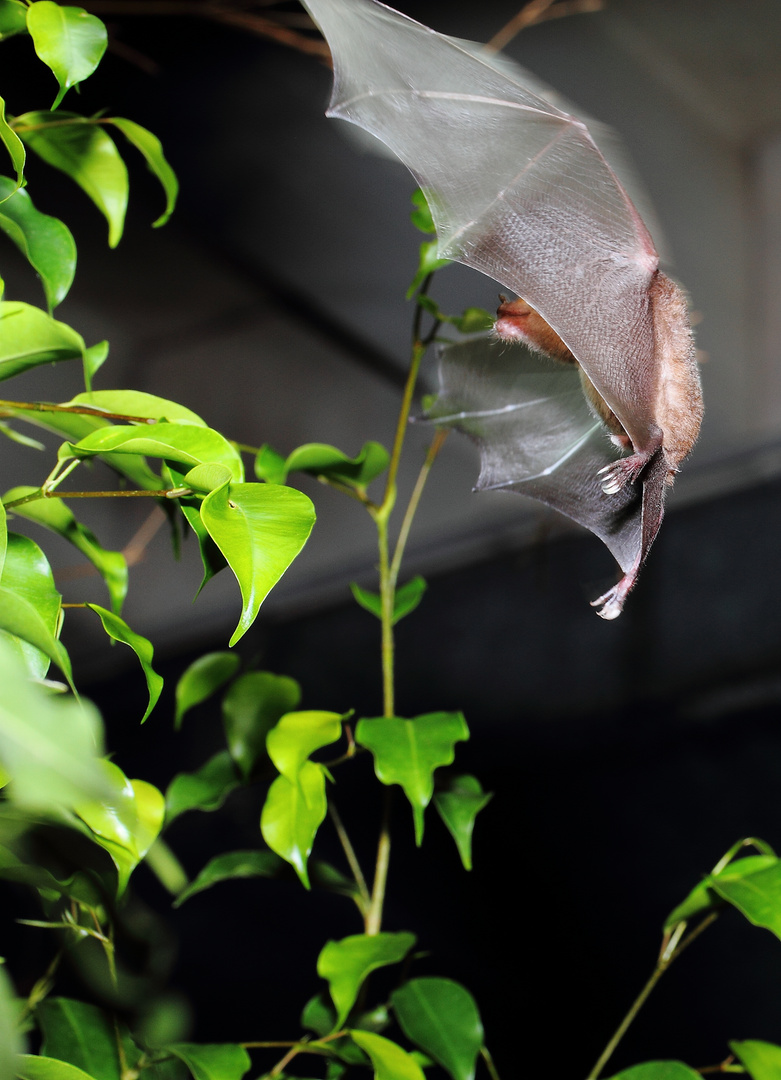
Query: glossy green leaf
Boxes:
[
  {"xmin": 260, "ymin": 760, "xmax": 327, "ymax": 888},
  {"xmin": 36, "ymin": 997, "xmax": 132, "ymax": 1080},
  {"xmin": 350, "ymin": 576, "xmax": 427, "ymax": 626},
  {"xmin": 174, "ymin": 651, "xmax": 240, "ymax": 729},
  {"xmin": 433, "ymin": 775, "xmax": 491, "ymax": 871},
  {"xmin": 5, "ymin": 487, "xmax": 127, "ymax": 614},
  {"xmin": 0, "ymin": 0, "xmax": 28, "ymax": 39},
  {"xmin": 110, "ymin": 117, "xmax": 178, "ymax": 227},
  {"xmin": 222, "ymin": 670, "xmax": 301, "ymax": 779},
  {"xmin": 16, "ymin": 1056, "xmax": 98, "ymax": 1080},
  {"xmin": 82, "ymin": 339, "xmax": 108, "ymax": 389},
  {"xmin": 66, "ymin": 390, "xmax": 205, "ymax": 425},
  {"xmin": 84, "ymin": 604, "xmax": 162, "ymax": 721},
  {"xmin": 165, "ymin": 750, "xmax": 240, "ymax": 825},
  {"xmin": 253, "ymin": 444, "xmax": 287, "ymax": 484},
  {"xmin": 730, "ymin": 1039, "xmax": 781, "ymax": 1079},
  {"xmin": 266, "ymin": 710, "xmax": 343, "ymax": 783},
  {"xmin": 356, "ymin": 712, "xmax": 469, "ymax": 845},
  {"xmin": 0, "ymin": 531, "xmax": 70, "ymax": 685},
  {"xmin": 179, "ymin": 499, "xmax": 227, "ymax": 596},
  {"xmin": 391, "ymin": 978, "xmax": 482, "ymax": 1080},
  {"xmin": 0, "ymin": 97, "xmax": 24, "ymax": 190},
  {"xmin": 0, "ymin": 637, "xmax": 108, "ymax": 811},
  {"xmin": 285, "ymin": 441, "xmax": 389, "ymax": 489},
  {"xmin": 173, "ymin": 849, "xmax": 285, "ymax": 907},
  {"xmin": 664, "ymin": 854, "xmax": 778, "ymax": 930},
  {"xmin": 200, "ymin": 481, "xmax": 315, "ymax": 646},
  {"xmin": 184, "ymin": 462, "xmax": 233, "ymax": 494},
  {"xmin": 0, "ymin": 962, "xmax": 24, "ymax": 1075},
  {"xmin": 605, "ymin": 1065, "xmax": 701, "ymax": 1080},
  {"xmin": 27, "ymin": 3, "xmax": 107, "ymax": 110},
  {"xmin": 0, "ymin": 178, "xmax": 75, "ymax": 309},
  {"xmin": 0, "ymin": 300, "xmax": 84, "ymax": 380},
  {"xmin": 318, "ymin": 932, "xmax": 416, "ymax": 1030},
  {"xmin": 16, "ymin": 111, "xmax": 127, "ymax": 246},
  {"xmin": 349, "ymin": 1031, "xmax": 425, "ymax": 1080},
  {"xmin": 166, "ymin": 1043, "xmax": 251, "ymax": 1080},
  {"xmin": 75, "ymin": 759, "xmax": 165, "ymax": 895},
  {"xmin": 709, "ymin": 860, "xmax": 781, "ymax": 939},
  {"xmin": 63, "ymin": 421, "xmax": 243, "ymax": 479}
]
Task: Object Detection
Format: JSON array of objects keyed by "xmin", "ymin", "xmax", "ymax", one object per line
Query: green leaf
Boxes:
[
  {"xmin": 17, "ymin": 111, "xmax": 127, "ymax": 246},
  {"xmin": 81, "ymin": 339, "xmax": 108, "ymax": 389},
  {"xmin": 433, "ymin": 775, "xmax": 492, "ymax": 871},
  {"xmin": 165, "ymin": 1043, "xmax": 251, "ymax": 1080},
  {"xmin": 407, "ymin": 238, "xmax": 450, "ymax": 299},
  {"xmin": 62, "ymin": 421, "xmax": 243, "ymax": 479},
  {"xmin": 730, "ymin": 1040, "xmax": 781, "ymax": 1079},
  {"xmin": 109, "ymin": 118, "xmax": 178, "ymax": 227},
  {"xmin": 410, "ymin": 189, "xmax": 435, "ymax": 234},
  {"xmin": 27, "ymin": 3, "xmax": 107, "ymax": 110},
  {"xmin": 301, "ymin": 992, "xmax": 337, "ymax": 1037},
  {"xmin": 605, "ymin": 1065, "xmax": 701, "ymax": 1080},
  {"xmin": 349, "ymin": 1032, "xmax": 425, "ymax": 1080},
  {"xmin": 66, "ymin": 390, "xmax": 206, "ymax": 425},
  {"xmin": 260, "ymin": 760, "xmax": 327, "ymax": 888},
  {"xmin": 173, "ymin": 849, "xmax": 285, "ymax": 907},
  {"xmin": 391, "ymin": 978, "xmax": 482, "ymax": 1080},
  {"xmin": 184, "ymin": 462, "xmax": 233, "ymax": 494},
  {"xmin": 350, "ymin": 577, "xmax": 427, "ymax": 626},
  {"xmin": 253, "ymin": 444, "xmax": 287, "ymax": 484},
  {"xmin": 0, "ymin": 1, "xmax": 28, "ymax": 39},
  {"xmin": 709, "ymin": 860, "xmax": 781, "ymax": 939},
  {"xmin": 165, "ymin": 750, "xmax": 240, "ymax": 825},
  {"xmin": 0, "ymin": 300, "xmax": 84, "ymax": 381},
  {"xmin": 664, "ymin": 853, "xmax": 778, "ymax": 930},
  {"xmin": 5, "ymin": 487, "xmax": 128, "ymax": 615},
  {"xmin": 74, "ymin": 759, "xmax": 165, "ymax": 895},
  {"xmin": 0, "ymin": 97, "xmax": 24, "ymax": 190},
  {"xmin": 0, "ymin": 637, "xmax": 109, "ymax": 811},
  {"xmin": 266, "ymin": 710, "xmax": 343, "ymax": 783},
  {"xmin": 0, "ymin": 421, "xmax": 46, "ymax": 449},
  {"xmin": 0, "ymin": 963, "xmax": 24, "ymax": 1076},
  {"xmin": 0, "ymin": 179, "xmax": 78, "ymax": 309},
  {"xmin": 452, "ymin": 308, "xmax": 494, "ymax": 334},
  {"xmin": 317, "ymin": 932, "xmax": 416, "ymax": 1030},
  {"xmin": 285, "ymin": 441, "xmax": 389, "ymax": 489},
  {"xmin": 179, "ymin": 499, "xmax": 227, "ymax": 596},
  {"xmin": 222, "ymin": 670, "xmax": 301, "ymax": 779},
  {"xmin": 174, "ymin": 651, "xmax": 240, "ymax": 729},
  {"xmin": 16, "ymin": 1056, "xmax": 98, "ymax": 1080},
  {"xmin": 0, "ymin": 531, "xmax": 71, "ymax": 685},
  {"xmin": 356, "ymin": 713, "xmax": 469, "ymax": 845},
  {"xmin": 0, "ymin": 498, "xmax": 7, "ymax": 581},
  {"xmin": 36, "ymin": 997, "xmax": 129, "ymax": 1080},
  {"xmin": 200, "ymin": 481, "xmax": 315, "ymax": 646},
  {"xmin": 84, "ymin": 604, "xmax": 162, "ymax": 722}
]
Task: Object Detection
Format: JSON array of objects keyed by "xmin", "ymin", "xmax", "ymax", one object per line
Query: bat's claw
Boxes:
[
  {"xmin": 590, "ymin": 586, "xmax": 625, "ymax": 620},
  {"xmin": 597, "ymin": 453, "xmax": 648, "ymax": 495}
]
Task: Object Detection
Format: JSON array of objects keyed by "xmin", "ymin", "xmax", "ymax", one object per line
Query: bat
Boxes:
[{"xmin": 300, "ymin": 0, "xmax": 703, "ymax": 618}]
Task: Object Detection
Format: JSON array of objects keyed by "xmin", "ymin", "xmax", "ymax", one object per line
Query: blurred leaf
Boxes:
[
  {"xmin": 664, "ymin": 853, "xmax": 778, "ymax": 931},
  {"xmin": 82, "ymin": 339, "xmax": 107, "ymax": 389},
  {"xmin": 110, "ymin": 117, "xmax": 178, "ymax": 227},
  {"xmin": 85, "ymin": 604, "xmax": 163, "ymax": 722},
  {"xmin": 16, "ymin": 1056, "xmax": 98, "ymax": 1080},
  {"xmin": 0, "ymin": 962, "xmax": 24, "ymax": 1076},
  {"xmin": 165, "ymin": 1043, "xmax": 251, "ymax": 1080},
  {"xmin": 173, "ymin": 849, "xmax": 284, "ymax": 907},
  {"xmin": 266, "ymin": 710, "xmax": 343, "ymax": 783},
  {"xmin": 730, "ymin": 1039, "xmax": 781, "ymax": 1079},
  {"xmin": 0, "ymin": 498, "xmax": 6, "ymax": 577},
  {"xmin": 222, "ymin": 670, "xmax": 301, "ymax": 779},
  {"xmin": 391, "ymin": 978, "xmax": 482, "ymax": 1080},
  {"xmin": 37, "ymin": 997, "xmax": 136, "ymax": 1080},
  {"xmin": 62, "ymin": 421, "xmax": 243, "ymax": 479},
  {"xmin": 27, "ymin": 3, "xmax": 107, "ymax": 110},
  {"xmin": 66, "ymin": 390, "xmax": 205, "ymax": 425},
  {"xmin": 175, "ymin": 651, "xmax": 240, "ymax": 729},
  {"xmin": 200, "ymin": 481, "xmax": 315, "ymax": 646},
  {"xmin": 0, "ymin": 421, "xmax": 46, "ymax": 449},
  {"xmin": 0, "ymin": 97, "xmax": 24, "ymax": 189},
  {"xmin": 75, "ymin": 759, "xmax": 165, "ymax": 895},
  {"xmin": 605, "ymin": 1066, "xmax": 701, "ymax": 1080},
  {"xmin": 285, "ymin": 441, "xmax": 389, "ymax": 489},
  {"xmin": 356, "ymin": 713, "xmax": 469, "ymax": 845},
  {"xmin": 317, "ymin": 932, "xmax": 416, "ymax": 1030},
  {"xmin": 165, "ymin": 751, "xmax": 239, "ymax": 825},
  {"xmin": 0, "ymin": 637, "xmax": 108, "ymax": 811},
  {"xmin": 0, "ymin": 300, "xmax": 84, "ymax": 380},
  {"xmin": 0, "ymin": 0, "xmax": 28, "ymax": 39},
  {"xmin": 452, "ymin": 308, "xmax": 493, "ymax": 334},
  {"xmin": 253, "ymin": 444, "xmax": 287, "ymax": 484},
  {"xmin": 17, "ymin": 111, "xmax": 127, "ymax": 246},
  {"xmin": 350, "ymin": 577, "xmax": 426, "ymax": 626},
  {"xmin": 433, "ymin": 775, "xmax": 491, "ymax": 871},
  {"xmin": 410, "ymin": 188, "xmax": 435, "ymax": 234},
  {"xmin": 349, "ymin": 1031, "xmax": 425, "ymax": 1080},
  {"xmin": 407, "ymin": 238, "xmax": 450, "ymax": 299},
  {"xmin": 710, "ymin": 860, "xmax": 781, "ymax": 940},
  {"xmin": 0, "ymin": 178, "xmax": 76, "ymax": 309},
  {"xmin": 260, "ymin": 760, "xmax": 327, "ymax": 888},
  {"xmin": 301, "ymin": 992, "xmax": 336, "ymax": 1037},
  {"xmin": 5, "ymin": 487, "xmax": 127, "ymax": 614}
]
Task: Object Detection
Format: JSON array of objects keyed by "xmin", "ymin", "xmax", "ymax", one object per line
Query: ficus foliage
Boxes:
[{"xmin": 0, "ymin": 5, "xmax": 779, "ymax": 1080}]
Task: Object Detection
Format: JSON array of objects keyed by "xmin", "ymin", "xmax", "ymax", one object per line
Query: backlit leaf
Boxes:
[
  {"xmin": 16, "ymin": 1056, "xmax": 98, "ymax": 1080},
  {"xmin": 260, "ymin": 760, "xmax": 327, "ymax": 888},
  {"xmin": 62, "ymin": 421, "xmax": 243, "ymax": 479},
  {"xmin": 266, "ymin": 710, "xmax": 343, "ymax": 783},
  {"xmin": 110, "ymin": 117, "xmax": 178, "ymax": 227},
  {"xmin": 0, "ymin": 1, "xmax": 27, "ymax": 39},
  {"xmin": 730, "ymin": 1039, "xmax": 781, "ymax": 1079},
  {"xmin": 433, "ymin": 775, "xmax": 491, "ymax": 871},
  {"xmin": 175, "ymin": 651, "xmax": 240, "ymax": 729},
  {"xmin": 285, "ymin": 441, "xmax": 389, "ymax": 489},
  {"xmin": 222, "ymin": 670, "xmax": 301, "ymax": 779},
  {"xmin": 66, "ymin": 390, "xmax": 205, "ymax": 425},
  {"xmin": 664, "ymin": 853, "xmax": 778, "ymax": 931},
  {"xmin": 0, "ymin": 178, "xmax": 75, "ymax": 309},
  {"xmin": 710, "ymin": 860, "xmax": 781, "ymax": 940},
  {"xmin": 0, "ymin": 960, "xmax": 24, "ymax": 1075},
  {"xmin": 349, "ymin": 1031, "xmax": 425, "ymax": 1080},
  {"xmin": 27, "ymin": 3, "xmax": 107, "ymax": 110},
  {"xmin": 85, "ymin": 604, "xmax": 162, "ymax": 722},
  {"xmin": 0, "ymin": 532, "xmax": 70, "ymax": 685},
  {"xmin": 173, "ymin": 849, "xmax": 285, "ymax": 907},
  {"xmin": 0, "ymin": 300, "xmax": 84, "ymax": 381},
  {"xmin": 0, "ymin": 96, "xmax": 24, "ymax": 189},
  {"xmin": 165, "ymin": 751, "xmax": 240, "ymax": 825},
  {"xmin": 37, "ymin": 997, "xmax": 135, "ymax": 1080},
  {"xmin": 391, "ymin": 978, "xmax": 482, "ymax": 1080},
  {"xmin": 166, "ymin": 1043, "xmax": 251, "ymax": 1080},
  {"xmin": 317, "ymin": 932, "xmax": 416, "ymax": 1030}
]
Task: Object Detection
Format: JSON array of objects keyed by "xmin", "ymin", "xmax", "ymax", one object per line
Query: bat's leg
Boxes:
[
  {"xmin": 597, "ymin": 426, "xmax": 663, "ymax": 495},
  {"xmin": 591, "ymin": 449, "xmax": 668, "ymax": 619}
]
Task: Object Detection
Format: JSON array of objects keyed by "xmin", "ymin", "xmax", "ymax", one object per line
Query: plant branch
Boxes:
[
  {"xmin": 328, "ymin": 799, "xmax": 371, "ymax": 909},
  {"xmin": 0, "ymin": 399, "xmax": 156, "ymax": 424},
  {"xmin": 485, "ymin": 0, "xmax": 602, "ymax": 52},
  {"xmin": 480, "ymin": 1046, "xmax": 503, "ymax": 1080},
  {"xmin": 365, "ymin": 788, "xmax": 392, "ymax": 936},
  {"xmin": 389, "ymin": 426, "xmax": 448, "ymax": 586}
]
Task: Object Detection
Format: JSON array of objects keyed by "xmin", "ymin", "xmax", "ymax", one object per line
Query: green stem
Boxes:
[
  {"xmin": 365, "ymin": 789, "xmax": 392, "ymax": 936},
  {"xmin": 480, "ymin": 1046, "xmax": 503, "ymax": 1080},
  {"xmin": 0, "ymin": 398, "xmax": 156, "ymax": 424},
  {"xmin": 328, "ymin": 800, "xmax": 371, "ymax": 910},
  {"xmin": 3, "ymin": 487, "xmax": 189, "ymax": 509},
  {"xmin": 389, "ymin": 426, "xmax": 448, "ymax": 584}
]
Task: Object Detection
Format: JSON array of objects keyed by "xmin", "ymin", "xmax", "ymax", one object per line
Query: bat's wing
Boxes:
[
  {"xmin": 302, "ymin": 0, "xmax": 660, "ymax": 451},
  {"xmin": 424, "ymin": 336, "xmax": 643, "ymax": 579}
]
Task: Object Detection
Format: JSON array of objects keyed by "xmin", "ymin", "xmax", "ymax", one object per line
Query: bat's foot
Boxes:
[
  {"xmin": 591, "ymin": 578, "xmax": 632, "ymax": 620},
  {"xmin": 597, "ymin": 452, "xmax": 648, "ymax": 495}
]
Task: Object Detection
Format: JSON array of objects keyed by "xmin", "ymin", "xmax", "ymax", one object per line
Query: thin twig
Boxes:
[
  {"xmin": 480, "ymin": 1046, "xmax": 503, "ymax": 1080},
  {"xmin": 0, "ymin": 399, "xmax": 156, "ymax": 424},
  {"xmin": 485, "ymin": 0, "xmax": 602, "ymax": 53},
  {"xmin": 328, "ymin": 800, "xmax": 371, "ymax": 908},
  {"xmin": 389, "ymin": 427, "xmax": 448, "ymax": 586},
  {"xmin": 365, "ymin": 788, "xmax": 392, "ymax": 936}
]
